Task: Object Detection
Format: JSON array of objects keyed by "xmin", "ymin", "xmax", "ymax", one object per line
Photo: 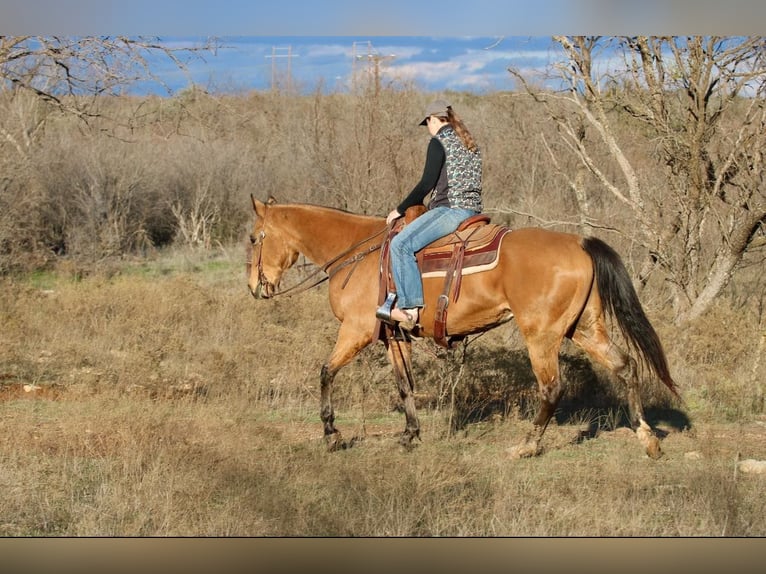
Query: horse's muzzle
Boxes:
[{"xmin": 250, "ymin": 280, "xmax": 273, "ymax": 299}]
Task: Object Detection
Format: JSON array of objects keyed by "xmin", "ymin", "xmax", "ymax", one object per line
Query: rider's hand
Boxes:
[{"xmin": 386, "ymin": 209, "xmax": 401, "ymax": 225}]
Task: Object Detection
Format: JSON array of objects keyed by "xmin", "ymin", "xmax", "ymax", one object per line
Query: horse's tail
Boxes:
[{"xmin": 582, "ymin": 237, "xmax": 679, "ymax": 398}]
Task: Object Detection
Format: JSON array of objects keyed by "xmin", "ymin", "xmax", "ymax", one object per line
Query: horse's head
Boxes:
[{"xmin": 247, "ymin": 195, "xmax": 299, "ymax": 299}]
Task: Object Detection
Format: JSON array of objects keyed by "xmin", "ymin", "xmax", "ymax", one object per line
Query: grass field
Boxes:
[{"xmin": 1, "ymin": 247, "xmax": 764, "ymax": 536}]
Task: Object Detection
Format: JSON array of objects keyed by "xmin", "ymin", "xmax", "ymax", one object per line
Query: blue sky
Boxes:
[
  {"xmin": 2, "ymin": 1, "xmax": 594, "ymax": 36},
  {"xmin": 4, "ymin": 0, "xmax": 763, "ymax": 36},
  {"xmin": 3, "ymin": 0, "xmax": 764, "ymax": 95},
  {"xmin": 142, "ymin": 36, "xmax": 562, "ymax": 95}
]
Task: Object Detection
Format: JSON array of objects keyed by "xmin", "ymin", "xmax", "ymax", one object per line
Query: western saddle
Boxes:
[{"xmin": 378, "ymin": 205, "xmax": 510, "ymax": 348}]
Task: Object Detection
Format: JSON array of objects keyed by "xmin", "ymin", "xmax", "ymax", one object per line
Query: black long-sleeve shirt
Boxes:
[{"xmin": 396, "ymin": 137, "xmax": 446, "ymax": 215}]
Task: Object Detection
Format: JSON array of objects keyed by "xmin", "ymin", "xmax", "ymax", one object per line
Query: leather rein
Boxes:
[{"xmin": 250, "ymin": 225, "xmax": 387, "ymax": 298}]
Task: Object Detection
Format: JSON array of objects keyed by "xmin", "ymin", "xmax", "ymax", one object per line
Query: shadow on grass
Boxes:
[{"xmin": 412, "ymin": 345, "xmax": 691, "ymax": 437}]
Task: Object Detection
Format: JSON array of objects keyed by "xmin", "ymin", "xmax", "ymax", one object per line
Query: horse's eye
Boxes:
[{"xmin": 249, "ymin": 234, "xmax": 257, "ymax": 245}]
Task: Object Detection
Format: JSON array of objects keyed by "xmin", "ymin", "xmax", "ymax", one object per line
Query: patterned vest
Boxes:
[{"xmin": 435, "ymin": 126, "xmax": 483, "ymax": 212}]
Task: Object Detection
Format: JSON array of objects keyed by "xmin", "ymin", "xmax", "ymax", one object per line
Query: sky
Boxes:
[
  {"xmin": 4, "ymin": 0, "xmax": 764, "ymax": 36},
  {"xmin": 2, "ymin": 0, "xmax": 765, "ymax": 96},
  {"xmin": 138, "ymin": 36, "xmax": 563, "ymax": 95}
]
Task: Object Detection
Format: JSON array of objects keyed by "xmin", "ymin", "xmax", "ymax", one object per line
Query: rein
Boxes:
[{"xmin": 256, "ymin": 226, "xmax": 387, "ymax": 298}]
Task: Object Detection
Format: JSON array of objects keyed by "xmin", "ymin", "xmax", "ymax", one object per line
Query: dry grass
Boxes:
[{"xmin": 1, "ymin": 247, "xmax": 764, "ymax": 536}]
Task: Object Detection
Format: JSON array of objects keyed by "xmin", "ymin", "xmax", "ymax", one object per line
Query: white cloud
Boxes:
[
  {"xmin": 380, "ymin": 45, "xmax": 551, "ymax": 90},
  {"xmin": 304, "ymin": 43, "xmax": 353, "ymax": 58},
  {"xmin": 369, "ymin": 44, "xmax": 425, "ymax": 61},
  {"xmin": 386, "ymin": 60, "xmax": 462, "ymax": 84}
]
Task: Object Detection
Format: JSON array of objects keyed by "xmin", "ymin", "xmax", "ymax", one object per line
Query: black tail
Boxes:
[{"xmin": 582, "ymin": 237, "xmax": 679, "ymax": 398}]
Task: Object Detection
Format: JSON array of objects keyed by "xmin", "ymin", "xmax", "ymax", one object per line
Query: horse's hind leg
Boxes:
[
  {"xmin": 571, "ymin": 312, "xmax": 662, "ymax": 458},
  {"xmin": 385, "ymin": 332, "xmax": 420, "ymax": 448},
  {"xmin": 509, "ymin": 334, "xmax": 564, "ymax": 458}
]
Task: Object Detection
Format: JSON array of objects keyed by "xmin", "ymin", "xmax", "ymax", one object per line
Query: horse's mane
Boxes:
[{"xmin": 277, "ymin": 201, "xmax": 384, "ymax": 224}]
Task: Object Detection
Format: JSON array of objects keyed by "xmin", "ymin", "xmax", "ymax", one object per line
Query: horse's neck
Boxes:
[{"xmin": 283, "ymin": 205, "xmax": 382, "ymax": 265}]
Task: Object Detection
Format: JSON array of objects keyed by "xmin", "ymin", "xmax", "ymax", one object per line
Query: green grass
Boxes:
[{"xmin": 25, "ymin": 269, "xmax": 64, "ymax": 290}]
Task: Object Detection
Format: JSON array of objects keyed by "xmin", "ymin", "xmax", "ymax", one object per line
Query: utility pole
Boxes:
[
  {"xmin": 266, "ymin": 45, "xmax": 298, "ymax": 92},
  {"xmin": 352, "ymin": 40, "xmax": 395, "ymax": 95},
  {"xmin": 351, "ymin": 41, "xmax": 373, "ymax": 81}
]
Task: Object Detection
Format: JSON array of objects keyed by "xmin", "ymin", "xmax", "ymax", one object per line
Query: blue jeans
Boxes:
[{"xmin": 389, "ymin": 206, "xmax": 477, "ymax": 309}]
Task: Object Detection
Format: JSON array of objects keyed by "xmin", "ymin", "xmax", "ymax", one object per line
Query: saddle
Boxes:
[{"xmin": 378, "ymin": 205, "xmax": 511, "ymax": 348}]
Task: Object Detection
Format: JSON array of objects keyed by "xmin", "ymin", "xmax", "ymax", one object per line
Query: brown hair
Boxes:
[{"xmin": 444, "ymin": 106, "xmax": 479, "ymax": 153}]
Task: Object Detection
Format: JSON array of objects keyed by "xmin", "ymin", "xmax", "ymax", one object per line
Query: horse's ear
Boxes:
[
  {"xmin": 266, "ymin": 196, "xmax": 278, "ymax": 205},
  {"xmin": 251, "ymin": 194, "xmax": 267, "ymax": 217}
]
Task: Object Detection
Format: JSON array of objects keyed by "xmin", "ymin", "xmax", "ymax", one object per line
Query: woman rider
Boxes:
[{"xmin": 376, "ymin": 99, "xmax": 483, "ymax": 331}]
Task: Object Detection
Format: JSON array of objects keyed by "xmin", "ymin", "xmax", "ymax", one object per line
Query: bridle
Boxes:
[
  {"xmin": 248, "ymin": 221, "xmax": 387, "ymax": 299},
  {"xmin": 246, "ymin": 228, "xmax": 270, "ymax": 294}
]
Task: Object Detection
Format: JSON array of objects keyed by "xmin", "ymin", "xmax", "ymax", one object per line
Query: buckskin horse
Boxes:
[{"xmin": 247, "ymin": 196, "xmax": 679, "ymax": 459}]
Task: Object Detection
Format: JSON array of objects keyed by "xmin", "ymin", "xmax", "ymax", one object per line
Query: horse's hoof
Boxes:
[
  {"xmin": 646, "ymin": 439, "xmax": 663, "ymax": 459},
  {"xmin": 325, "ymin": 431, "xmax": 345, "ymax": 452},
  {"xmin": 398, "ymin": 431, "xmax": 419, "ymax": 451},
  {"xmin": 640, "ymin": 433, "xmax": 663, "ymax": 459},
  {"xmin": 507, "ymin": 442, "xmax": 541, "ymax": 459},
  {"xmin": 347, "ymin": 435, "xmax": 364, "ymax": 448},
  {"xmin": 636, "ymin": 421, "xmax": 663, "ymax": 459}
]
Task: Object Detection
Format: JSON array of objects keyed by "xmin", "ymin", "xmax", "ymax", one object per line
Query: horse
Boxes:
[{"xmin": 246, "ymin": 196, "xmax": 680, "ymax": 459}]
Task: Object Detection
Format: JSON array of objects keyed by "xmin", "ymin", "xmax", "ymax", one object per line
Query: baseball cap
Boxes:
[{"xmin": 419, "ymin": 99, "xmax": 451, "ymax": 125}]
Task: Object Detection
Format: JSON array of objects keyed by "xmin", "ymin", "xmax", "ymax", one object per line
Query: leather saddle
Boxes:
[{"xmin": 378, "ymin": 205, "xmax": 511, "ymax": 348}]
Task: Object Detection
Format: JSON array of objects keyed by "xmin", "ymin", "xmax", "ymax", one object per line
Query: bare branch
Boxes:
[
  {"xmin": 1, "ymin": 36, "xmax": 217, "ymax": 120},
  {"xmin": 509, "ymin": 35, "xmax": 766, "ymax": 324},
  {"xmin": 487, "ymin": 207, "xmax": 622, "ymax": 233}
]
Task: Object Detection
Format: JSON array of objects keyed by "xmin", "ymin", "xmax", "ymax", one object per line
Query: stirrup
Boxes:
[{"xmin": 375, "ymin": 292, "xmax": 397, "ymax": 325}]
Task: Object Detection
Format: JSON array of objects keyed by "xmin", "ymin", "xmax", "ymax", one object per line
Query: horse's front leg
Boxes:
[
  {"xmin": 320, "ymin": 322, "xmax": 372, "ymax": 451},
  {"xmin": 320, "ymin": 363, "xmax": 339, "ymax": 440},
  {"xmin": 385, "ymin": 332, "xmax": 420, "ymax": 448}
]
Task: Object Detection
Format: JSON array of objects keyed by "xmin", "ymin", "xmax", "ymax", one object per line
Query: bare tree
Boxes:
[
  {"xmin": 1, "ymin": 36, "xmax": 215, "ymax": 163},
  {"xmin": 509, "ymin": 36, "xmax": 766, "ymax": 324},
  {"xmin": 0, "ymin": 36, "xmax": 215, "ymax": 270}
]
